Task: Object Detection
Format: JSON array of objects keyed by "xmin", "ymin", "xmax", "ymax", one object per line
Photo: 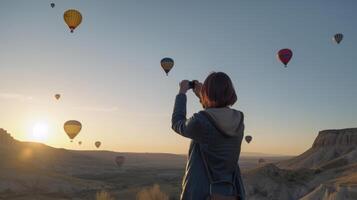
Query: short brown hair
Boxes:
[{"xmin": 200, "ymin": 72, "xmax": 237, "ymax": 108}]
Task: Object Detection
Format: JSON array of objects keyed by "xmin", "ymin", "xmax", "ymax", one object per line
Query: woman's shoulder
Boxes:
[
  {"xmin": 186, "ymin": 111, "xmax": 212, "ymax": 132},
  {"xmin": 195, "ymin": 110, "xmax": 211, "ymax": 120},
  {"xmin": 230, "ymin": 108, "xmax": 245, "ymax": 120},
  {"xmin": 192, "ymin": 111, "xmax": 218, "ymax": 132},
  {"xmin": 231, "ymin": 108, "xmax": 244, "ymax": 114},
  {"xmin": 191, "ymin": 111, "xmax": 210, "ymax": 125}
]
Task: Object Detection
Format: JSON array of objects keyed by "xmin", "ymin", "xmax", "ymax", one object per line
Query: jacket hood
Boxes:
[{"xmin": 204, "ymin": 107, "xmax": 243, "ymax": 137}]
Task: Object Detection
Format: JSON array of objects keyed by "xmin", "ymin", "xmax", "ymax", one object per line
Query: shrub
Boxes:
[
  {"xmin": 96, "ymin": 190, "xmax": 115, "ymax": 200},
  {"xmin": 136, "ymin": 184, "xmax": 169, "ymax": 200}
]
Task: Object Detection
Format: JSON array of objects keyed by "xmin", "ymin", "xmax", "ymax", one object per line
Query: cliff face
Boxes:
[
  {"xmin": 246, "ymin": 128, "xmax": 357, "ymax": 200},
  {"xmin": 278, "ymin": 128, "xmax": 357, "ymax": 170},
  {"xmin": 312, "ymin": 128, "xmax": 357, "ymax": 148}
]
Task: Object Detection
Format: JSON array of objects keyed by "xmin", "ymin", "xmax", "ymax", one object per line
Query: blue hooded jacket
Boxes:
[{"xmin": 171, "ymin": 94, "xmax": 246, "ymax": 200}]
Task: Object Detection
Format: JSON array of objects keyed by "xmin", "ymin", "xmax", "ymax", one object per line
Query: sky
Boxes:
[{"xmin": 0, "ymin": 0, "xmax": 356, "ymax": 155}]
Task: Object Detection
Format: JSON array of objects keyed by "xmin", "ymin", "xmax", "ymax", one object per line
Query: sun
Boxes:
[{"xmin": 31, "ymin": 122, "xmax": 49, "ymax": 142}]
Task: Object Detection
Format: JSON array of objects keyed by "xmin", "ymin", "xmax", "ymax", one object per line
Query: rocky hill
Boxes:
[
  {"xmin": 313, "ymin": 128, "xmax": 357, "ymax": 148},
  {"xmin": 0, "ymin": 128, "xmax": 16, "ymax": 146},
  {"xmin": 278, "ymin": 128, "xmax": 357, "ymax": 170},
  {"xmin": 244, "ymin": 128, "xmax": 357, "ymax": 200}
]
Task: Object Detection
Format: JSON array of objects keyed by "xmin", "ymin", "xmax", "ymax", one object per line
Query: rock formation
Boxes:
[
  {"xmin": 245, "ymin": 128, "xmax": 357, "ymax": 200},
  {"xmin": 0, "ymin": 128, "xmax": 15, "ymax": 146},
  {"xmin": 312, "ymin": 128, "xmax": 357, "ymax": 148},
  {"xmin": 278, "ymin": 128, "xmax": 357, "ymax": 170}
]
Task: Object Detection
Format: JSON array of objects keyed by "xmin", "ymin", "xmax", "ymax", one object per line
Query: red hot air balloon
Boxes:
[{"xmin": 277, "ymin": 49, "xmax": 293, "ymax": 67}]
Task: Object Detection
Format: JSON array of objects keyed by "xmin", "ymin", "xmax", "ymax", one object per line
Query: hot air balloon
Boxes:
[
  {"xmin": 55, "ymin": 94, "xmax": 61, "ymax": 100},
  {"xmin": 277, "ymin": 49, "xmax": 293, "ymax": 67},
  {"xmin": 160, "ymin": 57, "xmax": 174, "ymax": 75},
  {"xmin": 95, "ymin": 141, "xmax": 101, "ymax": 148},
  {"xmin": 50, "ymin": 3, "xmax": 55, "ymax": 8},
  {"xmin": 115, "ymin": 156, "xmax": 125, "ymax": 167},
  {"xmin": 64, "ymin": 120, "xmax": 82, "ymax": 142},
  {"xmin": 78, "ymin": 141, "xmax": 82, "ymax": 145},
  {"xmin": 245, "ymin": 135, "xmax": 252, "ymax": 144},
  {"xmin": 63, "ymin": 9, "xmax": 82, "ymax": 33},
  {"xmin": 333, "ymin": 33, "xmax": 343, "ymax": 44}
]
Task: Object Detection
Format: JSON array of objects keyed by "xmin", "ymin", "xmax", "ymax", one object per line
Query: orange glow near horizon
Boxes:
[{"xmin": 1, "ymin": 103, "xmax": 310, "ymax": 156}]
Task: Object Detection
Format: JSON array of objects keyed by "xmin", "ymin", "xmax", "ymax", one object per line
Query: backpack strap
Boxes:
[{"xmin": 198, "ymin": 110, "xmax": 244, "ymax": 196}]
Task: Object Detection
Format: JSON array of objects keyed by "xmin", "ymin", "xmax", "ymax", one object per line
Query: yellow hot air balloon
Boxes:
[
  {"xmin": 64, "ymin": 120, "xmax": 82, "ymax": 141},
  {"xmin": 63, "ymin": 9, "xmax": 82, "ymax": 33},
  {"xmin": 95, "ymin": 141, "xmax": 101, "ymax": 148}
]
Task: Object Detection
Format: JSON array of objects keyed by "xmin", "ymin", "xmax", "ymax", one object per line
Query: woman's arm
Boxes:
[
  {"xmin": 171, "ymin": 93, "xmax": 189, "ymax": 136},
  {"xmin": 171, "ymin": 93, "xmax": 206, "ymax": 141},
  {"xmin": 171, "ymin": 79, "xmax": 208, "ymax": 142}
]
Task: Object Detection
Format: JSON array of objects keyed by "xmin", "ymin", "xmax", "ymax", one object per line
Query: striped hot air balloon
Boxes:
[
  {"xmin": 333, "ymin": 33, "xmax": 343, "ymax": 44},
  {"xmin": 63, "ymin": 9, "xmax": 82, "ymax": 33},
  {"xmin": 160, "ymin": 57, "xmax": 174, "ymax": 76}
]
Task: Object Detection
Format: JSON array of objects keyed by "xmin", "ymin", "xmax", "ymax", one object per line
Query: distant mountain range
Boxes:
[
  {"xmin": 0, "ymin": 128, "xmax": 187, "ymax": 199},
  {"xmin": 0, "ymin": 128, "xmax": 286, "ymax": 199},
  {"xmin": 240, "ymin": 151, "xmax": 293, "ymax": 157},
  {"xmin": 1, "ymin": 128, "xmax": 356, "ymax": 199}
]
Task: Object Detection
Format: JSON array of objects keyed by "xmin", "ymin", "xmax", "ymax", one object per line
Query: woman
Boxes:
[{"xmin": 171, "ymin": 72, "xmax": 245, "ymax": 200}]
